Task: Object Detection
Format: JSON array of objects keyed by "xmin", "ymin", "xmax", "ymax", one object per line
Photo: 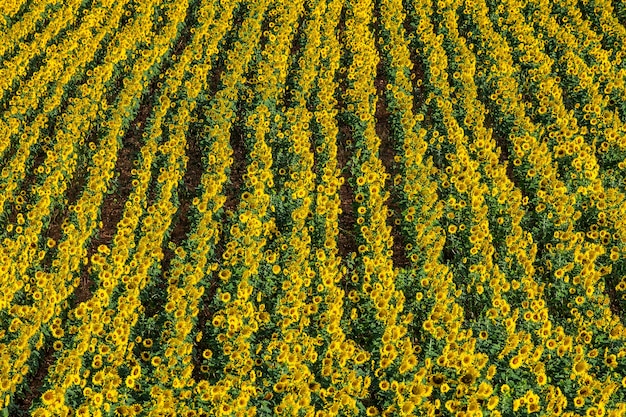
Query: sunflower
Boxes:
[
  {"xmin": 536, "ymin": 373, "xmax": 547, "ymax": 386},
  {"xmin": 574, "ymin": 396, "xmax": 585, "ymax": 408},
  {"xmin": 41, "ymin": 390, "xmax": 56, "ymax": 406},
  {"xmin": 366, "ymin": 406, "xmax": 379, "ymax": 416},
  {"xmin": 488, "ymin": 396, "xmax": 499, "ymax": 410},
  {"xmin": 430, "ymin": 374, "xmax": 445, "ymax": 386},
  {"xmin": 401, "ymin": 401, "xmax": 415, "ymax": 415},
  {"xmin": 220, "ymin": 291, "xmax": 231, "ymax": 303},
  {"xmin": 509, "ymin": 355, "xmax": 523, "ymax": 370},
  {"xmin": 460, "ymin": 373, "xmax": 475, "ymax": 385},
  {"xmin": 572, "ymin": 360, "xmax": 588, "ymax": 377}
]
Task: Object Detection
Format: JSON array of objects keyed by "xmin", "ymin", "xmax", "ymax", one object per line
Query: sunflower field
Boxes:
[{"xmin": 2, "ymin": 0, "xmax": 626, "ymax": 415}]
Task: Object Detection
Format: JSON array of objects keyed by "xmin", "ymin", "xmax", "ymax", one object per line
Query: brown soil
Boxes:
[
  {"xmin": 485, "ymin": 110, "xmax": 519, "ymax": 191},
  {"xmin": 336, "ymin": 124, "xmax": 358, "ymax": 261},
  {"xmin": 335, "ymin": 5, "xmax": 358, "ymax": 266},
  {"xmin": 77, "ymin": 75, "xmax": 157, "ymax": 307},
  {"xmin": 192, "ymin": 267, "xmax": 220, "ymax": 381},
  {"xmin": 169, "ymin": 134, "xmax": 204, "ymax": 247},
  {"xmin": 15, "ymin": 342, "xmax": 55, "ymax": 415},
  {"xmin": 222, "ymin": 122, "xmax": 246, "ymax": 214},
  {"xmin": 606, "ymin": 280, "xmax": 623, "ymax": 317},
  {"xmin": 373, "ymin": 47, "xmax": 410, "ymax": 270}
]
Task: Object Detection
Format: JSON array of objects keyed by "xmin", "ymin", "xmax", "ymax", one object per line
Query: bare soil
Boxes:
[{"xmin": 373, "ymin": 51, "xmax": 410, "ymax": 270}]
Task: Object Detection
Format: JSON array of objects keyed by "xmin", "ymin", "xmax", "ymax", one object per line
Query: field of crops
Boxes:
[{"xmin": 2, "ymin": 0, "xmax": 626, "ymax": 415}]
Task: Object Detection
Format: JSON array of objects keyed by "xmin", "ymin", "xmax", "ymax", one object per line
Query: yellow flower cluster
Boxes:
[
  {"xmin": 29, "ymin": 1, "xmax": 193, "ymax": 415},
  {"xmin": 305, "ymin": 1, "xmax": 375, "ymax": 414},
  {"xmin": 459, "ymin": 0, "xmax": 626, "ymax": 412},
  {"xmin": 0, "ymin": 0, "xmax": 118, "ymax": 309},
  {"xmin": 258, "ymin": 2, "xmax": 323, "ymax": 413},
  {"xmin": 4, "ymin": 0, "xmax": 626, "ymax": 415},
  {"xmin": 139, "ymin": 1, "xmax": 240, "ymax": 414},
  {"xmin": 0, "ymin": 0, "xmax": 139, "ymax": 404}
]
